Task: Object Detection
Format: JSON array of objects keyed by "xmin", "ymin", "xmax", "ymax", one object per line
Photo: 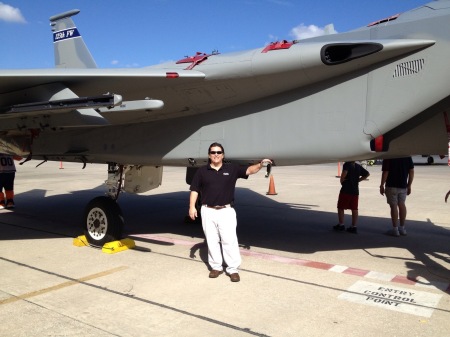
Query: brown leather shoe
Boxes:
[
  {"xmin": 209, "ymin": 270, "xmax": 223, "ymax": 278},
  {"xmin": 229, "ymin": 273, "xmax": 240, "ymax": 282}
]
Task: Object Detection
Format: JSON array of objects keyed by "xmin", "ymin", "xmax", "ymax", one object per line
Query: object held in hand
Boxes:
[{"xmin": 265, "ymin": 163, "xmax": 272, "ymax": 178}]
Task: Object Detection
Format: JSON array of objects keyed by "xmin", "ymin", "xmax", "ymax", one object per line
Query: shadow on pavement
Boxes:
[{"xmin": 2, "ymin": 185, "xmax": 450, "ymax": 291}]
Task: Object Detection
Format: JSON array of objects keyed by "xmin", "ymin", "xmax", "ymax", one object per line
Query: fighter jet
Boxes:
[{"xmin": 1, "ymin": 1, "xmax": 449, "ymax": 246}]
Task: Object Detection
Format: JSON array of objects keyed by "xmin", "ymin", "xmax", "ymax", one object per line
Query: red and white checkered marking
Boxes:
[{"xmin": 132, "ymin": 234, "xmax": 450, "ymax": 293}]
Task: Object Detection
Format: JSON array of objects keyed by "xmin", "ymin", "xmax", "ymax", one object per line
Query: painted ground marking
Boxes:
[
  {"xmin": 338, "ymin": 280, "xmax": 443, "ymax": 317},
  {"xmin": 132, "ymin": 234, "xmax": 450, "ymax": 292},
  {"xmin": 0, "ymin": 266, "xmax": 128, "ymax": 305}
]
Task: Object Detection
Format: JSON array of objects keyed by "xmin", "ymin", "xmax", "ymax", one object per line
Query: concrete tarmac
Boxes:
[{"xmin": 1, "ymin": 158, "xmax": 449, "ymax": 337}]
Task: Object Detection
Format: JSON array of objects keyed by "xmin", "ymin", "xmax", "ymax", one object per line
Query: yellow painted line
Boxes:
[{"xmin": 0, "ymin": 266, "xmax": 128, "ymax": 305}]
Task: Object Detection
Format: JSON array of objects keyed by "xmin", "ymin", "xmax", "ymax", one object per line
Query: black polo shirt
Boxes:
[{"xmin": 190, "ymin": 163, "xmax": 248, "ymax": 206}]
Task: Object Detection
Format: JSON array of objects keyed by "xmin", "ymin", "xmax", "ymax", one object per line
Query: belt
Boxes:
[{"xmin": 203, "ymin": 204, "xmax": 231, "ymax": 210}]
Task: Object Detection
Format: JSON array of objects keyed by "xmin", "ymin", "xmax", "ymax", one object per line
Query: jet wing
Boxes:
[
  {"xmin": 0, "ymin": 68, "xmax": 205, "ymax": 93},
  {"xmin": 0, "ymin": 69, "xmax": 205, "ymax": 129}
]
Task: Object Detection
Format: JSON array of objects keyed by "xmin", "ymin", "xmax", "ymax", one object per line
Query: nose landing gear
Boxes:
[
  {"xmin": 84, "ymin": 197, "xmax": 124, "ymax": 247},
  {"xmin": 83, "ymin": 163, "xmax": 124, "ymax": 247}
]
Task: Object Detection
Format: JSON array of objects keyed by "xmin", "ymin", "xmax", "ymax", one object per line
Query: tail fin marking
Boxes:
[{"xmin": 50, "ymin": 9, "xmax": 97, "ymax": 69}]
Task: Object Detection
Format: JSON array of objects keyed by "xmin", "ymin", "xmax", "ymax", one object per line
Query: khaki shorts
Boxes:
[{"xmin": 385, "ymin": 187, "xmax": 407, "ymax": 206}]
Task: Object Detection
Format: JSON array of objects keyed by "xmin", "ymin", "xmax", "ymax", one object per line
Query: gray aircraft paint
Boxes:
[{"xmin": 0, "ymin": 1, "xmax": 449, "ymax": 168}]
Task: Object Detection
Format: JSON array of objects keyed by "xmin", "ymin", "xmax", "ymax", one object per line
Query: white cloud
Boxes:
[
  {"xmin": 289, "ymin": 23, "xmax": 337, "ymax": 40},
  {"xmin": 0, "ymin": 2, "xmax": 26, "ymax": 23},
  {"xmin": 111, "ymin": 60, "xmax": 119, "ymax": 65}
]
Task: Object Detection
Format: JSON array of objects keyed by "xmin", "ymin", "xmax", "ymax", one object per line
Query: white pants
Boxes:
[{"xmin": 201, "ymin": 206, "xmax": 241, "ymax": 274}]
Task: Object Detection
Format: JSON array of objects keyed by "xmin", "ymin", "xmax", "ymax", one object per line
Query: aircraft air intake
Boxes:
[{"xmin": 321, "ymin": 43, "xmax": 383, "ymax": 65}]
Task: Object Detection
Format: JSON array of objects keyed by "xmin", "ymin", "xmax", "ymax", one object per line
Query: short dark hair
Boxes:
[{"xmin": 208, "ymin": 142, "xmax": 225, "ymax": 154}]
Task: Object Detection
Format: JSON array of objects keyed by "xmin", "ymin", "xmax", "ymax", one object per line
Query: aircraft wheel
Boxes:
[
  {"xmin": 84, "ymin": 196, "xmax": 124, "ymax": 247},
  {"xmin": 427, "ymin": 156, "xmax": 434, "ymax": 165}
]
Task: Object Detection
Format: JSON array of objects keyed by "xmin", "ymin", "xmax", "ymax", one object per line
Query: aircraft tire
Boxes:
[
  {"xmin": 427, "ymin": 156, "xmax": 434, "ymax": 165},
  {"xmin": 83, "ymin": 196, "xmax": 124, "ymax": 247}
]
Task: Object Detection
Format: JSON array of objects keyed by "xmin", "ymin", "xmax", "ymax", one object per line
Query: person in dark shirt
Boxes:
[
  {"xmin": 189, "ymin": 142, "xmax": 271, "ymax": 282},
  {"xmin": 333, "ymin": 161, "xmax": 370, "ymax": 234},
  {"xmin": 380, "ymin": 157, "xmax": 414, "ymax": 237},
  {"xmin": 0, "ymin": 153, "xmax": 18, "ymax": 209}
]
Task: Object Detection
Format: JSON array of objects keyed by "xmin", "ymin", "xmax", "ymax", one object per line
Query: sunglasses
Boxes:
[{"xmin": 209, "ymin": 151, "xmax": 223, "ymax": 155}]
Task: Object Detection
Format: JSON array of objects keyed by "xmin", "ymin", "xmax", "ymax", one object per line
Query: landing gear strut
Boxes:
[{"xmin": 83, "ymin": 163, "xmax": 125, "ymax": 246}]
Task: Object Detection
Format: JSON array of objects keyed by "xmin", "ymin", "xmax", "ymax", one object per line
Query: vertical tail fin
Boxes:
[{"xmin": 49, "ymin": 9, "xmax": 97, "ymax": 68}]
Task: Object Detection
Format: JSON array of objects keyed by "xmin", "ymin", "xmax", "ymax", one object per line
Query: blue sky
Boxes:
[{"xmin": 0, "ymin": 0, "xmax": 431, "ymax": 69}]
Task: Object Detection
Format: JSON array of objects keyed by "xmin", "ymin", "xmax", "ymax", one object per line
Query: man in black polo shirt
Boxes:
[
  {"xmin": 189, "ymin": 142, "xmax": 272, "ymax": 282},
  {"xmin": 380, "ymin": 157, "xmax": 414, "ymax": 237}
]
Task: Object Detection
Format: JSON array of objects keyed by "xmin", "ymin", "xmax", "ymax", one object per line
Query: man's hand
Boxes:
[
  {"xmin": 189, "ymin": 191, "xmax": 199, "ymax": 220},
  {"xmin": 189, "ymin": 206, "xmax": 197, "ymax": 220},
  {"xmin": 379, "ymin": 185, "xmax": 385, "ymax": 196},
  {"xmin": 261, "ymin": 159, "xmax": 272, "ymax": 167},
  {"xmin": 246, "ymin": 159, "xmax": 273, "ymax": 175},
  {"xmin": 407, "ymin": 186, "xmax": 412, "ymax": 196}
]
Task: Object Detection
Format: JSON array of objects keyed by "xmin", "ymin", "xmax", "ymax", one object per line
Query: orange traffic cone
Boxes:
[
  {"xmin": 336, "ymin": 162, "xmax": 341, "ymax": 178},
  {"xmin": 266, "ymin": 175, "xmax": 277, "ymax": 195}
]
